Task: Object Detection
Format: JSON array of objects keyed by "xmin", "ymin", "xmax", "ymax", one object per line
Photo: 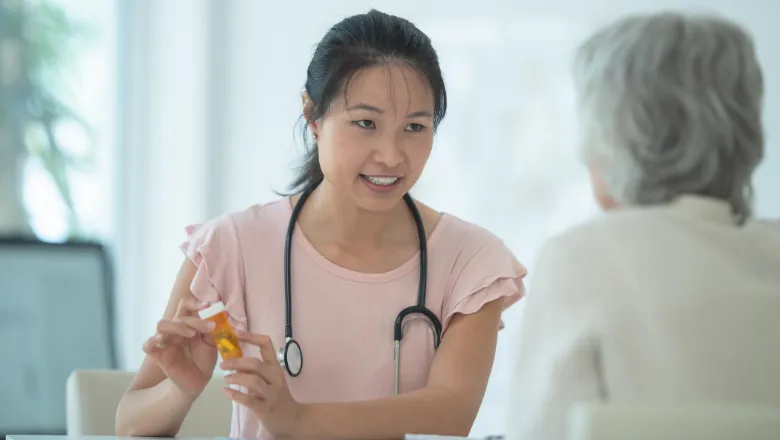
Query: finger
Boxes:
[
  {"xmin": 175, "ymin": 296, "xmax": 210, "ymax": 318},
  {"xmin": 142, "ymin": 336, "xmax": 162, "ymax": 356},
  {"xmin": 174, "ymin": 315, "xmax": 216, "ymax": 334},
  {"xmin": 222, "ymin": 358, "xmax": 282, "ymax": 387},
  {"xmin": 143, "ymin": 334, "xmax": 180, "ymax": 355},
  {"xmin": 225, "ymin": 372, "xmax": 271, "ymax": 396},
  {"xmin": 220, "ymin": 357, "xmax": 265, "ymax": 375},
  {"xmin": 157, "ymin": 320, "xmax": 198, "ymax": 338},
  {"xmin": 149, "ymin": 332, "xmax": 185, "ymax": 348},
  {"xmin": 160, "ymin": 332, "xmax": 186, "ymax": 346},
  {"xmin": 222, "ymin": 387, "xmax": 265, "ymax": 413},
  {"xmin": 235, "ymin": 330, "xmax": 277, "ymax": 363},
  {"xmin": 223, "ymin": 361, "xmax": 276, "ymax": 386}
]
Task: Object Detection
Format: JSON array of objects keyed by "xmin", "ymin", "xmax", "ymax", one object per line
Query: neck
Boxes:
[{"xmin": 298, "ymin": 181, "xmax": 412, "ymax": 247}]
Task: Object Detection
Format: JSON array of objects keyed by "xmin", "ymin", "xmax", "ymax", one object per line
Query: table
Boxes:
[
  {"xmin": 7, "ymin": 435, "xmax": 494, "ymax": 440},
  {"xmin": 8, "ymin": 437, "xmax": 220, "ymax": 440}
]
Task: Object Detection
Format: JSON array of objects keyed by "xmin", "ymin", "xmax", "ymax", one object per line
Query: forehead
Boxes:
[{"xmin": 337, "ymin": 63, "xmax": 434, "ymax": 111}]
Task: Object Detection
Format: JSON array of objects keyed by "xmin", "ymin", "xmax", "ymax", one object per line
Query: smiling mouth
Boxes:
[{"xmin": 360, "ymin": 175, "xmax": 401, "ymax": 186}]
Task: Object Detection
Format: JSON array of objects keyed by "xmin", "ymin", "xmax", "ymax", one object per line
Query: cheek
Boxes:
[
  {"xmin": 406, "ymin": 135, "xmax": 434, "ymax": 169},
  {"xmin": 318, "ymin": 129, "xmax": 365, "ymax": 177}
]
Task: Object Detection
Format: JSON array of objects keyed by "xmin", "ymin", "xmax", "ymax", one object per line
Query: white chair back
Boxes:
[
  {"xmin": 567, "ymin": 403, "xmax": 780, "ymax": 440},
  {"xmin": 66, "ymin": 369, "xmax": 231, "ymax": 436}
]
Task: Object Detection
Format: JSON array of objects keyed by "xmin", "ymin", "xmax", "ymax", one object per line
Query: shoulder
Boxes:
[
  {"xmin": 434, "ymin": 214, "xmax": 527, "ymax": 331},
  {"xmin": 538, "ymin": 205, "xmax": 671, "ymax": 257},
  {"xmin": 436, "ymin": 214, "xmax": 517, "ymax": 265},
  {"xmin": 744, "ymin": 217, "xmax": 780, "ymax": 239},
  {"xmin": 179, "ymin": 201, "xmax": 292, "ymax": 333},
  {"xmin": 183, "ymin": 198, "xmax": 291, "ymax": 248}
]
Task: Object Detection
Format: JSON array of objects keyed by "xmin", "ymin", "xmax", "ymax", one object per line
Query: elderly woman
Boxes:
[{"xmin": 506, "ymin": 11, "xmax": 780, "ymax": 440}]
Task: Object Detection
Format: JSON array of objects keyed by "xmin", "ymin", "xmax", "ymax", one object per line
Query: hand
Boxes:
[
  {"xmin": 221, "ymin": 330, "xmax": 301, "ymax": 437},
  {"xmin": 142, "ymin": 297, "xmax": 217, "ymax": 398}
]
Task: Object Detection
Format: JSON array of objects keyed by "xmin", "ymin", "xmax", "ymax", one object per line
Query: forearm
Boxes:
[
  {"xmin": 294, "ymin": 386, "xmax": 477, "ymax": 439},
  {"xmin": 115, "ymin": 378, "xmax": 197, "ymax": 437}
]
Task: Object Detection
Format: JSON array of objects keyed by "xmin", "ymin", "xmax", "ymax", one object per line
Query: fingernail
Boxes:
[{"xmin": 206, "ymin": 322, "xmax": 215, "ymax": 330}]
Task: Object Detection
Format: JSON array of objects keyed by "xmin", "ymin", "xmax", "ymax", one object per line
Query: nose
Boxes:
[{"xmin": 372, "ymin": 137, "xmax": 404, "ymax": 168}]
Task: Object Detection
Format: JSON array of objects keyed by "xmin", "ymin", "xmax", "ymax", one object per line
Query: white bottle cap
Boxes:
[{"xmin": 198, "ymin": 301, "xmax": 226, "ymax": 319}]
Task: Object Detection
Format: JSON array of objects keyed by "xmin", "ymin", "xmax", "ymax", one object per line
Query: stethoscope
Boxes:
[{"xmin": 276, "ymin": 180, "xmax": 443, "ymax": 395}]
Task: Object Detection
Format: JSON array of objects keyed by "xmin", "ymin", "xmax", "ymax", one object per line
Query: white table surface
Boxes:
[
  {"xmin": 7, "ymin": 437, "xmax": 223, "ymax": 440},
  {"xmin": 7, "ymin": 436, "xmax": 491, "ymax": 440}
]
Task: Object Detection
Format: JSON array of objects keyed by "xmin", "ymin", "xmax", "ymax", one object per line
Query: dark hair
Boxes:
[{"xmin": 287, "ymin": 9, "xmax": 447, "ymax": 193}]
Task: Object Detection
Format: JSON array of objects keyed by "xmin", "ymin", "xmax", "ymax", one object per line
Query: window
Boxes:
[{"xmin": 14, "ymin": 0, "xmax": 117, "ymax": 242}]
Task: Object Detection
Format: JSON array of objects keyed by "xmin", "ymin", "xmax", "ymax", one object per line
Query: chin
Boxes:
[
  {"xmin": 352, "ymin": 194, "xmax": 405, "ymax": 213},
  {"xmin": 350, "ymin": 185, "xmax": 410, "ymax": 213}
]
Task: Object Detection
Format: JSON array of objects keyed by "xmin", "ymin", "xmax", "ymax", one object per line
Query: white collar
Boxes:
[{"xmin": 669, "ymin": 195, "xmax": 736, "ymax": 224}]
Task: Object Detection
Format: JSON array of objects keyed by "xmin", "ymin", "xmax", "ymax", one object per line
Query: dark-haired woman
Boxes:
[{"xmin": 115, "ymin": 10, "xmax": 526, "ymax": 439}]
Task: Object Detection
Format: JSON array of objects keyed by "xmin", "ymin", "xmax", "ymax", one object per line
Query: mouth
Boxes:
[
  {"xmin": 359, "ymin": 174, "xmax": 403, "ymax": 193},
  {"xmin": 361, "ymin": 175, "xmax": 401, "ymax": 186}
]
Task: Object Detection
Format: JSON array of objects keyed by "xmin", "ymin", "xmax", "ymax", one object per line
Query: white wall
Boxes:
[
  {"xmin": 115, "ymin": 0, "xmax": 212, "ymax": 368},
  {"xmin": 117, "ymin": 0, "xmax": 780, "ymax": 436}
]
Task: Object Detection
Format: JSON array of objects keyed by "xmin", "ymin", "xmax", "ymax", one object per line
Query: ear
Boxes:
[
  {"xmin": 587, "ymin": 164, "xmax": 619, "ymax": 211},
  {"xmin": 302, "ymin": 92, "xmax": 319, "ymax": 138}
]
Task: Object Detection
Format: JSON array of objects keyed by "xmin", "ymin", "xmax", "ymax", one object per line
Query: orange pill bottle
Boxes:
[{"xmin": 198, "ymin": 301, "xmax": 243, "ymax": 360}]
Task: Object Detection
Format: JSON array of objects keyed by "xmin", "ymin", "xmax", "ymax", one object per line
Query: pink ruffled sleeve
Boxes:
[
  {"xmin": 179, "ymin": 215, "xmax": 248, "ymax": 332},
  {"xmin": 442, "ymin": 237, "xmax": 527, "ymax": 335}
]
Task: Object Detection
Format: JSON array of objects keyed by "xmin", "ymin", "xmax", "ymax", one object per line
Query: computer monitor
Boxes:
[{"xmin": 0, "ymin": 237, "xmax": 116, "ymax": 436}]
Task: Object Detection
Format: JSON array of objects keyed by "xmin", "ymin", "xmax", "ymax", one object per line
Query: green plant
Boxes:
[{"xmin": 0, "ymin": 0, "xmax": 92, "ymax": 239}]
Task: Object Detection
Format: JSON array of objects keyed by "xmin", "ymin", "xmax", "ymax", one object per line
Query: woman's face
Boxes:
[{"xmin": 307, "ymin": 63, "xmax": 435, "ymax": 213}]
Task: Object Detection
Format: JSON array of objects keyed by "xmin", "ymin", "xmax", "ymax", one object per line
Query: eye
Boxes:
[
  {"xmin": 406, "ymin": 123, "xmax": 427, "ymax": 133},
  {"xmin": 352, "ymin": 120, "xmax": 375, "ymax": 129}
]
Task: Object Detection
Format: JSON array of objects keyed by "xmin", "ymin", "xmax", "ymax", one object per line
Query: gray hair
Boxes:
[{"xmin": 573, "ymin": 11, "xmax": 764, "ymax": 221}]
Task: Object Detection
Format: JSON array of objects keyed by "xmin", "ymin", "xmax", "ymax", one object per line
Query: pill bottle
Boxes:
[{"xmin": 198, "ymin": 301, "xmax": 243, "ymax": 360}]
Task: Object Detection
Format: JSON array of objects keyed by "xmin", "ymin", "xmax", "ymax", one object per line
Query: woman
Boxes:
[
  {"xmin": 115, "ymin": 9, "xmax": 526, "ymax": 439},
  {"xmin": 506, "ymin": 11, "xmax": 780, "ymax": 440}
]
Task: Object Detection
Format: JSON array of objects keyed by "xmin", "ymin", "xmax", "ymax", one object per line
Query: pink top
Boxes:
[{"xmin": 180, "ymin": 198, "xmax": 526, "ymax": 438}]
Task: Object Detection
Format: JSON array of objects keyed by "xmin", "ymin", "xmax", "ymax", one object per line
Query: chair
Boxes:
[
  {"xmin": 66, "ymin": 369, "xmax": 232, "ymax": 436},
  {"xmin": 567, "ymin": 403, "xmax": 780, "ymax": 440}
]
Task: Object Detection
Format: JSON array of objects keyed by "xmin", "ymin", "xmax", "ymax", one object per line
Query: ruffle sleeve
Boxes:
[
  {"xmin": 179, "ymin": 215, "xmax": 248, "ymax": 332},
  {"xmin": 442, "ymin": 237, "xmax": 526, "ymax": 334}
]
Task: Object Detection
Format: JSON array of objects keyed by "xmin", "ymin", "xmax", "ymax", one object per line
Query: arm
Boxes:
[
  {"xmin": 505, "ymin": 237, "xmax": 604, "ymax": 440},
  {"xmin": 294, "ymin": 298, "xmax": 504, "ymax": 439},
  {"xmin": 115, "ymin": 259, "xmax": 219, "ymax": 437}
]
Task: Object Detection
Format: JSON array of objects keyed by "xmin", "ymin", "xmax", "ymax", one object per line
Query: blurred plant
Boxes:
[{"xmin": 0, "ymin": 0, "xmax": 93, "ymax": 239}]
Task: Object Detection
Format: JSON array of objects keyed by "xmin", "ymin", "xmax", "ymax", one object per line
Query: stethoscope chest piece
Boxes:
[{"xmin": 277, "ymin": 337, "xmax": 303, "ymax": 377}]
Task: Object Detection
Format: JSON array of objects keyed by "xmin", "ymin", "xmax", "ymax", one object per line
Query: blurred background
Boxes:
[{"xmin": 0, "ymin": 0, "xmax": 777, "ymax": 437}]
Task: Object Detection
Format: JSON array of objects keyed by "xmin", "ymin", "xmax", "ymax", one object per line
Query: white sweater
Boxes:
[{"xmin": 506, "ymin": 195, "xmax": 780, "ymax": 440}]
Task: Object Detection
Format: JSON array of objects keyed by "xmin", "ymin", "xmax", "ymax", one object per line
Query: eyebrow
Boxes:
[{"xmin": 346, "ymin": 103, "xmax": 433, "ymax": 118}]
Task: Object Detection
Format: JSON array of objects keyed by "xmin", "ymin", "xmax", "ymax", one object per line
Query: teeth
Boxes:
[{"xmin": 364, "ymin": 175, "xmax": 399, "ymax": 186}]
